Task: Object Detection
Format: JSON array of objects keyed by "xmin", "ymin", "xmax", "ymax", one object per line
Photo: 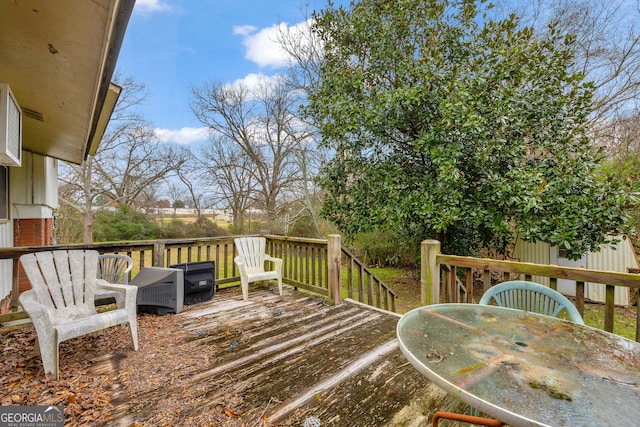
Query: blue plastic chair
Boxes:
[{"xmin": 479, "ymin": 280, "xmax": 585, "ymax": 324}]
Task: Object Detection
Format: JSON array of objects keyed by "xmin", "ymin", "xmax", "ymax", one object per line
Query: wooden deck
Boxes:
[{"xmin": 98, "ymin": 285, "xmax": 470, "ymax": 426}]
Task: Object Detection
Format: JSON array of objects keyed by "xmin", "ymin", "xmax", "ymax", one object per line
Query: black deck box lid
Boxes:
[{"xmin": 169, "ymin": 261, "xmax": 215, "ymax": 304}]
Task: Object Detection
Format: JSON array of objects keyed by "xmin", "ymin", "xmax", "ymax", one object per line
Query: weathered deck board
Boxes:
[{"xmin": 104, "ymin": 286, "xmax": 473, "ymax": 426}]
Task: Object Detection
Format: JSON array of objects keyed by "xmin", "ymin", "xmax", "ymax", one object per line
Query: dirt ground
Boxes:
[{"xmin": 380, "ymin": 269, "xmax": 421, "ymax": 314}]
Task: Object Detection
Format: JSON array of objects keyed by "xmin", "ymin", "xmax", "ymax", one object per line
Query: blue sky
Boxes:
[{"xmin": 117, "ymin": 0, "xmax": 343, "ymax": 145}]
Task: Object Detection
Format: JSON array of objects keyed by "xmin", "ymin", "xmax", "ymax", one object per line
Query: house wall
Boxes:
[
  {"xmin": 0, "ymin": 152, "xmax": 58, "ymax": 312},
  {"xmin": 0, "ymin": 221, "xmax": 13, "ymax": 313},
  {"xmin": 513, "ymin": 236, "xmax": 637, "ymax": 306},
  {"xmin": 11, "ymin": 152, "xmax": 58, "ymax": 215}
]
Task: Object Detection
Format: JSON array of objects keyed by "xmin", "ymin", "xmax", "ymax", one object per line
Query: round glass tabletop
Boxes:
[{"xmin": 397, "ymin": 304, "xmax": 640, "ymax": 427}]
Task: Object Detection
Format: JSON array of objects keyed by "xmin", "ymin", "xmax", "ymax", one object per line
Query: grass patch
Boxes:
[
  {"xmin": 583, "ymin": 304, "xmax": 637, "ymax": 341},
  {"xmin": 154, "ymin": 215, "xmax": 231, "ymax": 228}
]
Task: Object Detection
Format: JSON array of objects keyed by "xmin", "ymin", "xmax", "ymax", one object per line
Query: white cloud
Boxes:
[
  {"xmin": 134, "ymin": 0, "xmax": 172, "ymax": 15},
  {"xmin": 232, "ymin": 25, "xmax": 257, "ymax": 36},
  {"xmin": 154, "ymin": 127, "xmax": 209, "ymax": 145},
  {"xmin": 235, "ymin": 20, "xmax": 315, "ymax": 69},
  {"xmin": 237, "ymin": 23, "xmax": 288, "ymax": 68},
  {"xmin": 229, "ymin": 72, "xmax": 284, "ymax": 93}
]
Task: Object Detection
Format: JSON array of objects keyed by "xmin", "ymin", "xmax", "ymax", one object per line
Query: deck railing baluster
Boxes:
[
  {"xmin": 420, "ymin": 240, "xmax": 640, "ymax": 342},
  {"xmin": 0, "ymin": 234, "xmax": 398, "ymax": 320}
]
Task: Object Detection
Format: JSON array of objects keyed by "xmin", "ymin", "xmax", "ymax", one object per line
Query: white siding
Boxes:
[
  {"xmin": 513, "ymin": 239, "xmax": 550, "ymax": 286},
  {"xmin": 586, "ymin": 236, "xmax": 637, "ymax": 306},
  {"xmin": 1, "ymin": 152, "xmax": 58, "ymax": 302},
  {"xmin": 515, "ymin": 236, "xmax": 637, "ymax": 306},
  {"xmin": 12, "ymin": 152, "xmax": 58, "ymax": 214},
  {"xmin": 0, "ymin": 220, "xmax": 13, "ymax": 300}
]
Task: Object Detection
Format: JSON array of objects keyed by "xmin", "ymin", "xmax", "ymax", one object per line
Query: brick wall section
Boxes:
[
  {"xmin": 0, "ymin": 294, "xmax": 10, "ymax": 314},
  {"xmin": 14, "ymin": 218, "xmax": 54, "ymax": 247},
  {"xmin": 14, "ymin": 218, "xmax": 54, "ymax": 293}
]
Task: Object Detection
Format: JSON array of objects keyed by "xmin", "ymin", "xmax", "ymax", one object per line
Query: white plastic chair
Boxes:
[
  {"xmin": 96, "ymin": 253, "xmax": 133, "ymax": 307},
  {"xmin": 98, "ymin": 253, "xmax": 133, "ymax": 285},
  {"xmin": 19, "ymin": 250, "xmax": 138, "ymax": 379},
  {"xmin": 234, "ymin": 237, "xmax": 283, "ymax": 300},
  {"xmin": 479, "ymin": 280, "xmax": 584, "ymax": 324}
]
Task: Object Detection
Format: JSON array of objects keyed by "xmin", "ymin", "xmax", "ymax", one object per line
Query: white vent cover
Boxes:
[{"xmin": 0, "ymin": 82, "xmax": 22, "ymax": 167}]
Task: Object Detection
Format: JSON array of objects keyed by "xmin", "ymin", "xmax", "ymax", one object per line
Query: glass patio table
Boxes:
[{"xmin": 396, "ymin": 303, "xmax": 640, "ymax": 427}]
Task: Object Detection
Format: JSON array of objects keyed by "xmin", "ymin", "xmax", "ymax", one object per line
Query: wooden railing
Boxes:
[
  {"xmin": 341, "ymin": 245, "xmax": 397, "ymax": 312},
  {"xmin": 421, "ymin": 240, "xmax": 640, "ymax": 342},
  {"xmin": 265, "ymin": 235, "xmax": 331, "ymax": 297},
  {"xmin": 1, "ymin": 234, "xmax": 397, "ymax": 316},
  {"xmin": 265, "ymin": 235, "xmax": 396, "ymax": 311}
]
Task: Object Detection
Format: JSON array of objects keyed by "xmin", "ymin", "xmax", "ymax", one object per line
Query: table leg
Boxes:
[{"xmin": 432, "ymin": 411, "xmax": 505, "ymax": 427}]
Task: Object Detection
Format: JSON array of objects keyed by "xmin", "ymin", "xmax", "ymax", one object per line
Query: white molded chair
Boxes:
[
  {"xmin": 234, "ymin": 237, "xmax": 283, "ymax": 300},
  {"xmin": 96, "ymin": 253, "xmax": 133, "ymax": 307},
  {"xmin": 98, "ymin": 253, "xmax": 133, "ymax": 285},
  {"xmin": 19, "ymin": 250, "xmax": 138, "ymax": 379},
  {"xmin": 479, "ymin": 280, "xmax": 584, "ymax": 324}
]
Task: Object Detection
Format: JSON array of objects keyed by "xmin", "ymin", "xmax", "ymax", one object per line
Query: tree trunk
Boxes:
[
  {"xmin": 233, "ymin": 210, "xmax": 245, "ymax": 233},
  {"xmin": 83, "ymin": 210, "xmax": 94, "ymax": 244}
]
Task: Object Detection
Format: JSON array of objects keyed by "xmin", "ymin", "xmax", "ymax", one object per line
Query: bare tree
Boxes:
[
  {"xmin": 58, "ymin": 155, "xmax": 103, "ymax": 243},
  {"xmin": 292, "ymin": 146, "xmax": 326, "ymax": 234},
  {"xmin": 499, "ymin": 0, "xmax": 640, "ymax": 149},
  {"xmin": 276, "ymin": 14, "xmax": 325, "ymax": 95},
  {"xmin": 164, "ymin": 183, "xmax": 184, "ymax": 217},
  {"xmin": 199, "ymin": 134, "xmax": 255, "ymax": 232},
  {"xmin": 56, "ymin": 181, "xmax": 88, "ymax": 244},
  {"xmin": 93, "ymin": 123, "xmax": 187, "ymax": 207},
  {"xmin": 190, "ymin": 76, "xmax": 311, "ymax": 227},
  {"xmin": 173, "ymin": 149, "xmax": 213, "ymax": 219},
  {"xmin": 597, "ymin": 114, "xmax": 640, "ymax": 157},
  {"xmin": 59, "ymin": 75, "xmax": 187, "ymax": 243},
  {"xmin": 275, "ymin": 14, "xmax": 342, "ymax": 237}
]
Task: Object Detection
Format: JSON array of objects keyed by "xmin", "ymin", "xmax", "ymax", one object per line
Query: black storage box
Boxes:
[
  {"xmin": 169, "ymin": 261, "xmax": 215, "ymax": 304},
  {"xmin": 130, "ymin": 267, "xmax": 184, "ymax": 315}
]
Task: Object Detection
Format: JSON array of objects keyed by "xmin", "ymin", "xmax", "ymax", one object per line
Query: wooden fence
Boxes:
[
  {"xmin": 421, "ymin": 240, "xmax": 640, "ymax": 342},
  {"xmin": 0, "ymin": 234, "xmax": 397, "ymax": 318}
]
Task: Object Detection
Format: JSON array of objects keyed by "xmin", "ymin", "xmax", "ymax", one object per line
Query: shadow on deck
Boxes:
[{"xmin": 97, "ymin": 285, "xmax": 471, "ymax": 426}]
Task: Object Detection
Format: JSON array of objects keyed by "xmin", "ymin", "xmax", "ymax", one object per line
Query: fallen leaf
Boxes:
[{"xmin": 224, "ymin": 408, "xmax": 241, "ymax": 418}]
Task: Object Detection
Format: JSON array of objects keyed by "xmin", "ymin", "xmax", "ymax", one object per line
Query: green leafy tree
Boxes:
[
  {"xmin": 599, "ymin": 151, "xmax": 640, "ymax": 242},
  {"xmin": 307, "ymin": 0, "xmax": 631, "ymax": 259},
  {"xmin": 93, "ymin": 205, "xmax": 163, "ymax": 242}
]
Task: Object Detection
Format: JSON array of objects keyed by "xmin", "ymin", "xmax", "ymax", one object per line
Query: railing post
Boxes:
[
  {"xmin": 153, "ymin": 241, "xmax": 165, "ymax": 267},
  {"xmin": 327, "ymin": 234, "xmax": 342, "ymax": 306},
  {"xmin": 636, "ymin": 292, "xmax": 640, "ymax": 343},
  {"xmin": 421, "ymin": 240, "xmax": 441, "ymax": 306},
  {"xmin": 11, "ymin": 257, "xmax": 19, "ymax": 310}
]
